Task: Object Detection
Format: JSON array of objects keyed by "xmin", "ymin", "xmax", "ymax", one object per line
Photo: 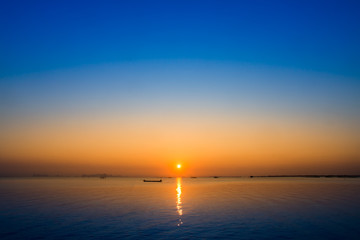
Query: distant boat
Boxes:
[
  {"xmin": 213, "ymin": 176, "xmax": 219, "ymax": 178},
  {"xmin": 191, "ymin": 177, "xmax": 197, "ymax": 178},
  {"xmin": 143, "ymin": 179, "xmax": 162, "ymax": 182}
]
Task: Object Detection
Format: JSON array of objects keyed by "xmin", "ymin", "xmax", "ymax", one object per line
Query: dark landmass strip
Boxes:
[
  {"xmin": 81, "ymin": 174, "xmax": 110, "ymax": 178},
  {"xmin": 251, "ymin": 175, "xmax": 360, "ymax": 178},
  {"xmin": 1, "ymin": 174, "xmax": 360, "ymax": 178},
  {"xmin": 26, "ymin": 174, "xmax": 360, "ymax": 178}
]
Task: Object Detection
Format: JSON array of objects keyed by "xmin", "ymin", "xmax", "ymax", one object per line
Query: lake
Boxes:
[{"xmin": 0, "ymin": 177, "xmax": 359, "ymax": 239}]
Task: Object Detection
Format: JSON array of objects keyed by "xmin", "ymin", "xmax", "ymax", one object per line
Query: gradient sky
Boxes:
[{"xmin": 1, "ymin": 0, "xmax": 360, "ymax": 176}]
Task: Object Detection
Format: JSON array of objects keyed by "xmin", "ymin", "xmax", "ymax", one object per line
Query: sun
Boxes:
[{"xmin": 177, "ymin": 164, "xmax": 182, "ymax": 169}]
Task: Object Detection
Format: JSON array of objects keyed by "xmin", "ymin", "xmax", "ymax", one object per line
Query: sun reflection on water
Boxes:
[{"xmin": 176, "ymin": 177, "xmax": 183, "ymax": 226}]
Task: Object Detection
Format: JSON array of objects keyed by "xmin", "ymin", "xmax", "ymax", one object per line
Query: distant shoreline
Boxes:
[
  {"xmin": 250, "ymin": 175, "xmax": 360, "ymax": 178},
  {"xmin": 0, "ymin": 174, "xmax": 359, "ymax": 178}
]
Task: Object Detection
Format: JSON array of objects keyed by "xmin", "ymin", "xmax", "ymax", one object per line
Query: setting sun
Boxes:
[{"xmin": 177, "ymin": 164, "xmax": 182, "ymax": 169}]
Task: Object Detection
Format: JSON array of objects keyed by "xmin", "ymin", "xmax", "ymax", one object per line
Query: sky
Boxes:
[{"xmin": 1, "ymin": 0, "xmax": 360, "ymax": 176}]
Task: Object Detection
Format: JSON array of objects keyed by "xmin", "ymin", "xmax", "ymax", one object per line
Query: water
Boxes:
[{"xmin": 0, "ymin": 177, "xmax": 359, "ymax": 239}]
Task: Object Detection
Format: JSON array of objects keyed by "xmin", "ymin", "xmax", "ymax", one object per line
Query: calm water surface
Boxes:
[{"xmin": 0, "ymin": 177, "xmax": 359, "ymax": 239}]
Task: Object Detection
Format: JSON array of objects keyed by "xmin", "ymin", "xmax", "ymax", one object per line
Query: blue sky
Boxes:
[
  {"xmin": 1, "ymin": 0, "xmax": 359, "ymax": 78},
  {"xmin": 1, "ymin": 0, "xmax": 360, "ymax": 125}
]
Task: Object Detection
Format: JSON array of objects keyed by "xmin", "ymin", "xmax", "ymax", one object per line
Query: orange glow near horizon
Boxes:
[
  {"xmin": 0, "ymin": 107, "xmax": 359, "ymax": 176},
  {"xmin": 1, "ymin": 62, "xmax": 360, "ymax": 177}
]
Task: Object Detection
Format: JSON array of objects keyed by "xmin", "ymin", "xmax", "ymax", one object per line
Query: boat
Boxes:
[{"xmin": 143, "ymin": 179, "xmax": 162, "ymax": 182}]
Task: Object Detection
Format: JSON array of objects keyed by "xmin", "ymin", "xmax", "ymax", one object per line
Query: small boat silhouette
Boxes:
[{"xmin": 143, "ymin": 179, "xmax": 162, "ymax": 182}]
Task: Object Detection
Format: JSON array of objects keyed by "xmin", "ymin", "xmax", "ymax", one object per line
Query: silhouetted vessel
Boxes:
[
  {"xmin": 213, "ymin": 176, "xmax": 219, "ymax": 178},
  {"xmin": 143, "ymin": 179, "xmax": 162, "ymax": 182}
]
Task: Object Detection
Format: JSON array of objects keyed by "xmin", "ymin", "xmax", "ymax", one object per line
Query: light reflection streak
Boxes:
[{"xmin": 176, "ymin": 177, "xmax": 183, "ymax": 226}]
